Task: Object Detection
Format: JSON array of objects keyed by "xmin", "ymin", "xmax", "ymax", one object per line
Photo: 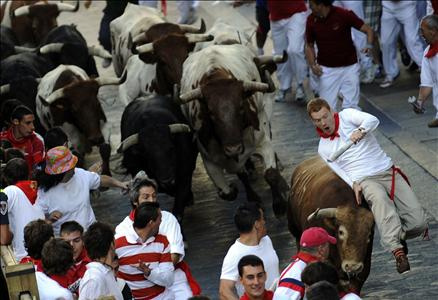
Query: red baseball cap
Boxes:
[{"xmin": 300, "ymin": 227, "xmax": 337, "ymax": 247}]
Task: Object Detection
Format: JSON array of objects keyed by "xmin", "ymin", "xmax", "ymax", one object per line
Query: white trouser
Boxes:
[
  {"xmin": 170, "ymin": 269, "xmax": 193, "ymax": 300},
  {"xmin": 270, "ymin": 11, "xmax": 308, "ymax": 90},
  {"xmin": 138, "ymin": 0, "xmax": 158, "ymax": 7},
  {"xmin": 380, "ymin": 3, "xmax": 425, "ymax": 79},
  {"xmin": 334, "ymin": 0, "xmax": 373, "ymax": 70},
  {"xmin": 178, "ymin": 0, "xmax": 198, "ymax": 23},
  {"xmin": 319, "ymin": 63, "xmax": 361, "ymax": 111}
]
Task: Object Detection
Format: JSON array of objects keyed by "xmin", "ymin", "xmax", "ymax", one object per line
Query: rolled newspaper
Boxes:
[{"xmin": 327, "ymin": 128, "xmax": 375, "ymax": 162}]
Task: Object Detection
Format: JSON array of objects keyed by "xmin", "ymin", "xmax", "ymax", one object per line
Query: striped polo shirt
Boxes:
[{"xmin": 115, "ymin": 224, "xmax": 174, "ymax": 299}]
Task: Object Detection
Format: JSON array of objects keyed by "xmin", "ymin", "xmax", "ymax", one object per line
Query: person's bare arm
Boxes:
[
  {"xmin": 219, "ymin": 279, "xmax": 239, "ymax": 300},
  {"xmin": 359, "ymin": 23, "xmax": 374, "ymax": 55},
  {"xmin": 0, "ymin": 224, "xmax": 13, "ymax": 245},
  {"xmin": 99, "ymin": 175, "xmax": 129, "ymax": 190},
  {"xmin": 171, "ymin": 253, "xmax": 181, "ymax": 265},
  {"xmin": 305, "ymin": 42, "xmax": 322, "ymax": 76}
]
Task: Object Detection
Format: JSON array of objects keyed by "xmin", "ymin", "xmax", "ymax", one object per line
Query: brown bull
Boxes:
[
  {"xmin": 0, "ymin": 0, "xmax": 78, "ymax": 46},
  {"xmin": 288, "ymin": 156, "xmax": 375, "ymax": 293}
]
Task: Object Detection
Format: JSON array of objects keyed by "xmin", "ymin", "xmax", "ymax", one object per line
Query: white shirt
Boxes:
[
  {"xmin": 36, "ymin": 168, "xmax": 100, "ymax": 236},
  {"xmin": 4, "ymin": 185, "xmax": 45, "ymax": 261},
  {"xmin": 341, "ymin": 293, "xmax": 362, "ymax": 299},
  {"xmin": 220, "ymin": 235, "xmax": 280, "ymax": 297},
  {"xmin": 79, "ymin": 262, "xmax": 123, "ymax": 300},
  {"xmin": 318, "ymin": 109, "xmax": 393, "ymax": 187},
  {"xmin": 420, "ymin": 45, "xmax": 438, "ymax": 112},
  {"xmin": 36, "ymin": 271, "xmax": 74, "ymax": 300}
]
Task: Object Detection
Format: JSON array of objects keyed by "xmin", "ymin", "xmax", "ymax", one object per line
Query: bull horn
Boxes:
[
  {"xmin": 264, "ymin": 70, "xmax": 275, "ymax": 93},
  {"xmin": 169, "ymin": 124, "xmax": 190, "ymax": 133},
  {"xmin": 56, "ymin": 1, "xmax": 79, "ymax": 12},
  {"xmin": 178, "ymin": 18, "xmax": 206, "ymax": 33},
  {"xmin": 117, "ymin": 133, "xmax": 139, "ymax": 153},
  {"xmin": 45, "ymin": 87, "xmax": 66, "ymax": 104},
  {"xmin": 96, "ymin": 69, "xmax": 126, "ymax": 86},
  {"xmin": 179, "ymin": 87, "xmax": 203, "ymax": 104},
  {"xmin": 133, "ymin": 32, "xmax": 148, "ymax": 45},
  {"xmin": 136, "ymin": 43, "xmax": 154, "ymax": 55},
  {"xmin": 40, "ymin": 43, "xmax": 64, "ymax": 54},
  {"xmin": 187, "ymin": 34, "xmax": 214, "ymax": 44},
  {"xmin": 88, "ymin": 45, "xmax": 112, "ymax": 59},
  {"xmin": 13, "ymin": 5, "xmax": 30, "ymax": 17},
  {"xmin": 255, "ymin": 50, "xmax": 288, "ymax": 66},
  {"xmin": 307, "ymin": 207, "xmax": 338, "ymax": 222},
  {"xmin": 0, "ymin": 84, "xmax": 11, "ymax": 95},
  {"xmin": 14, "ymin": 46, "xmax": 36, "ymax": 53},
  {"xmin": 242, "ymin": 81, "xmax": 269, "ymax": 93}
]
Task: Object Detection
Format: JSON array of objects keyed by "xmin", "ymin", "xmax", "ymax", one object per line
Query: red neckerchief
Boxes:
[
  {"xmin": 15, "ymin": 180, "xmax": 38, "ymax": 205},
  {"xmin": 19, "ymin": 256, "xmax": 43, "ymax": 272},
  {"xmin": 425, "ymin": 41, "xmax": 438, "ymax": 58},
  {"xmin": 240, "ymin": 290, "xmax": 274, "ymax": 300},
  {"xmin": 74, "ymin": 248, "xmax": 91, "ymax": 278},
  {"xmin": 292, "ymin": 251, "xmax": 320, "ymax": 264},
  {"xmin": 316, "ymin": 113, "xmax": 340, "ymax": 140},
  {"xmin": 49, "ymin": 266, "xmax": 79, "ymax": 289},
  {"xmin": 129, "ymin": 209, "xmax": 136, "ymax": 221}
]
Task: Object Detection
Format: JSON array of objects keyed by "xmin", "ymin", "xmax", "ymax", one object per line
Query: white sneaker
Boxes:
[
  {"xmin": 274, "ymin": 88, "xmax": 290, "ymax": 102},
  {"xmin": 361, "ymin": 64, "xmax": 377, "ymax": 84},
  {"xmin": 380, "ymin": 76, "xmax": 393, "ymax": 88},
  {"xmin": 295, "ymin": 84, "xmax": 305, "ymax": 102}
]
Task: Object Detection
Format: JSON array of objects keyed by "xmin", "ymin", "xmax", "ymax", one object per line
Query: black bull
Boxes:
[
  {"xmin": 288, "ymin": 156, "xmax": 375, "ymax": 293},
  {"xmin": 119, "ymin": 95, "xmax": 198, "ymax": 222}
]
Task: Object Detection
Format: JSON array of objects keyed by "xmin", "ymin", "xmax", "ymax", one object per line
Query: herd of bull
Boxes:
[{"xmin": 1, "ymin": 1, "xmax": 377, "ymax": 293}]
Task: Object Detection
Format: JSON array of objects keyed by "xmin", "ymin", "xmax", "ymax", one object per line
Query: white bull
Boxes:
[
  {"xmin": 179, "ymin": 44, "xmax": 288, "ymax": 217},
  {"xmin": 110, "ymin": 3, "xmax": 165, "ymax": 76}
]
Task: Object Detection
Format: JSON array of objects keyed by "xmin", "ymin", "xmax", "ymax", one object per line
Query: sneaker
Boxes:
[
  {"xmin": 274, "ymin": 88, "xmax": 290, "ymax": 103},
  {"xmin": 393, "ymin": 248, "xmax": 410, "ymax": 274},
  {"xmin": 295, "ymin": 84, "xmax": 305, "ymax": 102},
  {"xmin": 408, "ymin": 97, "xmax": 425, "ymax": 114},
  {"xmin": 380, "ymin": 76, "xmax": 394, "ymax": 88},
  {"xmin": 361, "ymin": 64, "xmax": 377, "ymax": 84},
  {"xmin": 101, "ymin": 58, "xmax": 111, "ymax": 68}
]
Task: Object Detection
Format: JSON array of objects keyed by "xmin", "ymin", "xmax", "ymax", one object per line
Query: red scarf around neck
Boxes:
[
  {"xmin": 316, "ymin": 113, "xmax": 340, "ymax": 140},
  {"xmin": 425, "ymin": 41, "xmax": 438, "ymax": 59},
  {"xmin": 15, "ymin": 180, "xmax": 38, "ymax": 205}
]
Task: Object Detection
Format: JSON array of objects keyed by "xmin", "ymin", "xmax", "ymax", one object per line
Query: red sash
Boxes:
[
  {"xmin": 15, "ymin": 180, "xmax": 38, "ymax": 205},
  {"xmin": 390, "ymin": 165, "xmax": 410, "ymax": 201},
  {"xmin": 176, "ymin": 261, "xmax": 202, "ymax": 295}
]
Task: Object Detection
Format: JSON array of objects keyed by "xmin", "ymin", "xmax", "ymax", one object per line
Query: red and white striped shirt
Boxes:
[
  {"xmin": 273, "ymin": 252, "xmax": 319, "ymax": 300},
  {"xmin": 115, "ymin": 224, "xmax": 174, "ymax": 300}
]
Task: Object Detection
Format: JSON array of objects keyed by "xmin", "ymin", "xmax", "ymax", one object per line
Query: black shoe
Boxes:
[{"xmin": 400, "ymin": 48, "xmax": 411, "ymax": 66}]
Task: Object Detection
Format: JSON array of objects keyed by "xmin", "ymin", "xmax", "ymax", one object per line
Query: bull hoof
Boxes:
[{"xmin": 218, "ymin": 183, "xmax": 238, "ymax": 201}]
